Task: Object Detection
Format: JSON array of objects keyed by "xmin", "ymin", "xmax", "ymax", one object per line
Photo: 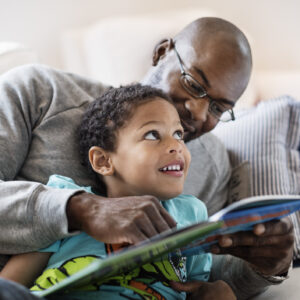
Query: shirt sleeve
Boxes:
[
  {"xmin": 39, "ymin": 240, "xmax": 62, "ymax": 253},
  {"xmin": 187, "ymin": 252, "xmax": 212, "ymax": 282}
]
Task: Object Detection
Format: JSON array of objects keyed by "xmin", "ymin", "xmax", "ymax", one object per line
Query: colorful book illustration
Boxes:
[{"xmin": 35, "ymin": 195, "xmax": 300, "ymax": 297}]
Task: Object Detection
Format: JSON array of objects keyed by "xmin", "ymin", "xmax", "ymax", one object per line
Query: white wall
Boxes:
[{"xmin": 0, "ymin": 0, "xmax": 299, "ymax": 72}]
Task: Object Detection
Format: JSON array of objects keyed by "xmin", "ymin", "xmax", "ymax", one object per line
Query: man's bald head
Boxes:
[
  {"xmin": 175, "ymin": 16, "xmax": 250, "ymax": 51},
  {"xmin": 143, "ymin": 17, "xmax": 253, "ymax": 139},
  {"xmin": 174, "ymin": 17, "xmax": 252, "ymax": 98}
]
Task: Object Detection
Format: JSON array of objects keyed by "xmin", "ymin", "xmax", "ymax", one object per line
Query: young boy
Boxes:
[{"xmin": 0, "ymin": 84, "xmax": 236, "ymax": 300}]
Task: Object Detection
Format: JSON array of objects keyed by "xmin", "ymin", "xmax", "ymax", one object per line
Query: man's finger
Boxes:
[
  {"xmin": 136, "ymin": 214, "xmax": 160, "ymax": 238},
  {"xmin": 215, "ymin": 245, "xmax": 286, "ymax": 259},
  {"xmin": 218, "ymin": 230, "xmax": 294, "ymax": 248},
  {"xmin": 141, "ymin": 196, "xmax": 176, "ymax": 231},
  {"xmin": 143, "ymin": 202, "xmax": 175, "ymax": 233},
  {"xmin": 127, "ymin": 223, "xmax": 149, "ymax": 244},
  {"xmin": 254, "ymin": 218, "xmax": 293, "ymax": 236},
  {"xmin": 157, "ymin": 206, "xmax": 177, "ymax": 229}
]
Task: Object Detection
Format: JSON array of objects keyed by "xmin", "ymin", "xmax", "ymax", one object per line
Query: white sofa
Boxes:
[{"xmin": 0, "ymin": 42, "xmax": 38, "ymax": 75}]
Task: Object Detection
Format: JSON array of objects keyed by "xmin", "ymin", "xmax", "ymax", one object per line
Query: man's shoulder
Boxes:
[
  {"xmin": 1, "ymin": 63, "xmax": 108, "ymax": 96},
  {"xmin": 0, "ymin": 63, "xmax": 109, "ymax": 122},
  {"xmin": 1, "ymin": 63, "xmax": 67, "ymax": 82},
  {"xmin": 187, "ymin": 133, "xmax": 227, "ymax": 161}
]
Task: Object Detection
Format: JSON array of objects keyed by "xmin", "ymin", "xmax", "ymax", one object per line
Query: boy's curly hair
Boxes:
[{"xmin": 79, "ymin": 83, "xmax": 173, "ymax": 175}]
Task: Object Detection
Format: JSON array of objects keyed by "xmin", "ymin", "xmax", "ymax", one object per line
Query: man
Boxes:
[{"xmin": 0, "ymin": 17, "xmax": 293, "ymax": 299}]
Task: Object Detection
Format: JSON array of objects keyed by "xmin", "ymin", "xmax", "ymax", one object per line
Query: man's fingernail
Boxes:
[
  {"xmin": 255, "ymin": 224, "xmax": 265, "ymax": 235},
  {"xmin": 221, "ymin": 237, "xmax": 232, "ymax": 247}
]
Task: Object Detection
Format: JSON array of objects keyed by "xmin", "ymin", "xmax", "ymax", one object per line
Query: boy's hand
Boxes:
[
  {"xmin": 170, "ymin": 280, "xmax": 236, "ymax": 300},
  {"xmin": 66, "ymin": 192, "xmax": 177, "ymax": 244},
  {"xmin": 211, "ymin": 217, "xmax": 294, "ymax": 276}
]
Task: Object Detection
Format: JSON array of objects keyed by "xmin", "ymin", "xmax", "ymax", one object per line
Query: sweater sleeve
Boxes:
[
  {"xmin": 0, "ymin": 180, "xmax": 80, "ymax": 253},
  {"xmin": 0, "ymin": 64, "xmax": 106, "ymax": 255}
]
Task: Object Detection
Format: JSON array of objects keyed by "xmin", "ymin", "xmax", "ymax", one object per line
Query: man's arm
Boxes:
[
  {"xmin": 0, "ymin": 64, "xmax": 176, "ymax": 255},
  {"xmin": 66, "ymin": 192, "xmax": 176, "ymax": 244},
  {"xmin": 0, "ymin": 65, "xmax": 87, "ymax": 253},
  {"xmin": 0, "ymin": 180, "xmax": 81, "ymax": 253},
  {"xmin": 209, "ymin": 217, "xmax": 293, "ymax": 299},
  {"xmin": 212, "ymin": 218, "xmax": 294, "ymax": 276}
]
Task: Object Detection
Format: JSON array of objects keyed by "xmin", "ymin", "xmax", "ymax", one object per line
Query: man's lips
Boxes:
[{"xmin": 158, "ymin": 160, "xmax": 184, "ymax": 177}]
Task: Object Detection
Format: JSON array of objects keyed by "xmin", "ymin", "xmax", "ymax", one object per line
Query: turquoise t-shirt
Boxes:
[{"xmin": 33, "ymin": 175, "xmax": 211, "ymax": 300}]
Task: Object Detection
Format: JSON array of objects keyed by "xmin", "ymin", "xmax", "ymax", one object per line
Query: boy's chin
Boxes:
[{"xmin": 158, "ymin": 189, "xmax": 183, "ymax": 201}]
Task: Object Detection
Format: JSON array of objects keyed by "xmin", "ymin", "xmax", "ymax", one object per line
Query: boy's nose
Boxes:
[
  {"xmin": 184, "ymin": 98, "xmax": 209, "ymax": 122},
  {"xmin": 168, "ymin": 140, "xmax": 183, "ymax": 154}
]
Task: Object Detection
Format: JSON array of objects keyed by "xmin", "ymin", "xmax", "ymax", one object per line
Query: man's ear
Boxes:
[
  {"xmin": 152, "ymin": 38, "xmax": 174, "ymax": 66},
  {"xmin": 89, "ymin": 146, "xmax": 114, "ymax": 176}
]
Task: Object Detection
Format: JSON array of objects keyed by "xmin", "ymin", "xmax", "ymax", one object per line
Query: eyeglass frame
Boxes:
[{"xmin": 172, "ymin": 43, "xmax": 235, "ymax": 122}]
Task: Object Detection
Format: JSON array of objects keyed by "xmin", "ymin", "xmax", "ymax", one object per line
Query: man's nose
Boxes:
[{"xmin": 184, "ymin": 98, "xmax": 209, "ymax": 122}]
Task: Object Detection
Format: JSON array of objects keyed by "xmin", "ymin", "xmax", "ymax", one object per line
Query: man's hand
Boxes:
[
  {"xmin": 66, "ymin": 192, "xmax": 176, "ymax": 244},
  {"xmin": 211, "ymin": 217, "xmax": 294, "ymax": 276},
  {"xmin": 170, "ymin": 280, "xmax": 236, "ymax": 300}
]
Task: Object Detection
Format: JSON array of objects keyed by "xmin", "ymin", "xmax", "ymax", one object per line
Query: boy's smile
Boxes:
[
  {"xmin": 158, "ymin": 160, "xmax": 184, "ymax": 177},
  {"xmin": 103, "ymin": 98, "xmax": 191, "ymax": 200}
]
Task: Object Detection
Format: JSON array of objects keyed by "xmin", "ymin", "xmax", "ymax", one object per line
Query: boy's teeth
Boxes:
[{"xmin": 162, "ymin": 165, "xmax": 181, "ymax": 171}]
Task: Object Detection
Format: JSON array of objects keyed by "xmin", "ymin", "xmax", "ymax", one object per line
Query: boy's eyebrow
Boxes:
[{"xmin": 139, "ymin": 120, "xmax": 182, "ymax": 129}]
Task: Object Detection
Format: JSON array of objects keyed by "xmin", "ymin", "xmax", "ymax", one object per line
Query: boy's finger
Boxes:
[{"xmin": 170, "ymin": 280, "xmax": 203, "ymax": 292}]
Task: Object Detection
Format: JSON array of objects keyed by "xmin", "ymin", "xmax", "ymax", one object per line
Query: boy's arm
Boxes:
[
  {"xmin": 209, "ymin": 254, "xmax": 289, "ymax": 299},
  {"xmin": 0, "ymin": 252, "xmax": 51, "ymax": 287},
  {"xmin": 171, "ymin": 280, "xmax": 236, "ymax": 300}
]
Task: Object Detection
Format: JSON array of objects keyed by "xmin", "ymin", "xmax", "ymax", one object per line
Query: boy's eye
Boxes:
[
  {"xmin": 144, "ymin": 130, "xmax": 160, "ymax": 140},
  {"xmin": 173, "ymin": 130, "xmax": 184, "ymax": 140}
]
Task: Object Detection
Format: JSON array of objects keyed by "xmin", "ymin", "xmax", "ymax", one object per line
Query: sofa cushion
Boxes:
[
  {"xmin": 0, "ymin": 42, "xmax": 38, "ymax": 75},
  {"xmin": 212, "ymin": 96, "xmax": 300, "ymax": 258}
]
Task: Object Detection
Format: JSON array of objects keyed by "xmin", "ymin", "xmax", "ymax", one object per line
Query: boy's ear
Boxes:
[
  {"xmin": 89, "ymin": 146, "xmax": 114, "ymax": 176},
  {"xmin": 152, "ymin": 38, "xmax": 174, "ymax": 66}
]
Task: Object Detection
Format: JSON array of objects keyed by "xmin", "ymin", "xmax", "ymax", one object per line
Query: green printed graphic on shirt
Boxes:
[{"xmin": 31, "ymin": 248, "xmax": 186, "ymax": 299}]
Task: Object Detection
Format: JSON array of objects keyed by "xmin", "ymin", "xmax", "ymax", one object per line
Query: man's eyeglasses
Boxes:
[{"xmin": 173, "ymin": 44, "xmax": 235, "ymax": 122}]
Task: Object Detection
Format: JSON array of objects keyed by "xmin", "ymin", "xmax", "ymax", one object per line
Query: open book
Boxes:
[{"xmin": 35, "ymin": 194, "xmax": 300, "ymax": 297}]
